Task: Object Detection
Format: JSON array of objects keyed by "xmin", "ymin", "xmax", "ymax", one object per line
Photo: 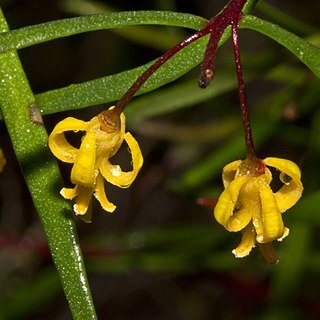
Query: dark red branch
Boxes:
[
  {"xmin": 114, "ymin": 0, "xmax": 248, "ymax": 114},
  {"xmin": 199, "ymin": 0, "xmax": 247, "ymax": 88},
  {"xmin": 114, "ymin": 26, "xmax": 211, "ymax": 115},
  {"xmin": 231, "ymin": 21, "xmax": 256, "ymax": 159}
]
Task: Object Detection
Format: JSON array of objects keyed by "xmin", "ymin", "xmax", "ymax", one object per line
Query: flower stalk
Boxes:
[
  {"xmin": 231, "ymin": 21, "xmax": 258, "ymax": 161},
  {"xmin": 114, "ymin": 0, "xmax": 248, "ymax": 115},
  {"xmin": 199, "ymin": 0, "xmax": 247, "ymax": 88},
  {"xmin": 200, "ymin": 1, "xmax": 305, "ymax": 262},
  {"xmin": 48, "ymin": 0, "xmax": 254, "ymax": 220}
]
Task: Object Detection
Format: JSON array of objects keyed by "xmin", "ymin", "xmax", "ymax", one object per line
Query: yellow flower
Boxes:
[
  {"xmin": 48, "ymin": 107, "xmax": 143, "ymax": 222},
  {"xmin": 214, "ymin": 157, "xmax": 303, "ymax": 262}
]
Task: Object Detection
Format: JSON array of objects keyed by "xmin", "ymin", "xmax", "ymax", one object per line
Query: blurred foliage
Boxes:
[{"xmin": 1, "ymin": 0, "xmax": 320, "ymax": 319}]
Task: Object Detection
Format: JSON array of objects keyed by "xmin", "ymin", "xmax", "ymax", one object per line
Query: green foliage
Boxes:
[
  {"xmin": 0, "ymin": 0, "xmax": 320, "ymax": 319},
  {"xmin": 0, "ymin": 9, "xmax": 97, "ymax": 319}
]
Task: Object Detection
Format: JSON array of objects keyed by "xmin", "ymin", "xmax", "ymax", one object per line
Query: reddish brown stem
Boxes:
[
  {"xmin": 199, "ymin": 0, "xmax": 247, "ymax": 88},
  {"xmin": 113, "ymin": 26, "xmax": 211, "ymax": 115},
  {"xmin": 114, "ymin": 0, "xmax": 248, "ymax": 115},
  {"xmin": 231, "ymin": 21, "xmax": 257, "ymax": 160}
]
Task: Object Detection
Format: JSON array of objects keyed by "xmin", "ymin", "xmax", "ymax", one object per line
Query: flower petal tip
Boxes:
[
  {"xmin": 60, "ymin": 187, "xmax": 76, "ymax": 199},
  {"xmin": 232, "ymin": 247, "xmax": 253, "ymax": 258},
  {"xmin": 277, "ymin": 227, "xmax": 289, "ymax": 242},
  {"xmin": 73, "ymin": 204, "xmax": 87, "ymax": 216},
  {"xmin": 93, "ymin": 192, "xmax": 117, "ymax": 213}
]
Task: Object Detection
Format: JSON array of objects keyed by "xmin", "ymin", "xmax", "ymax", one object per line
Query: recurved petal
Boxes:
[
  {"xmin": 226, "ymin": 180, "xmax": 259, "ymax": 232},
  {"xmin": 257, "ymin": 180, "xmax": 285, "ymax": 243},
  {"xmin": 60, "ymin": 186, "xmax": 78, "ymax": 200},
  {"xmin": 264, "ymin": 167, "xmax": 272, "ymax": 185},
  {"xmin": 61, "ymin": 185, "xmax": 93, "ymax": 222},
  {"xmin": 263, "ymin": 157, "xmax": 303, "ymax": 212},
  {"xmin": 100, "ymin": 132, "xmax": 143, "ymax": 188},
  {"xmin": 214, "ymin": 175, "xmax": 247, "ymax": 227},
  {"xmin": 73, "ymin": 185, "xmax": 94, "ymax": 216},
  {"xmin": 226, "ymin": 207, "xmax": 253, "ymax": 232},
  {"xmin": 232, "ymin": 223, "xmax": 256, "ymax": 258},
  {"xmin": 222, "ymin": 160, "xmax": 241, "ymax": 188},
  {"xmin": 49, "ymin": 117, "xmax": 87, "ymax": 163},
  {"xmin": 94, "ymin": 174, "xmax": 116, "ymax": 213},
  {"xmin": 71, "ymin": 132, "xmax": 97, "ymax": 187}
]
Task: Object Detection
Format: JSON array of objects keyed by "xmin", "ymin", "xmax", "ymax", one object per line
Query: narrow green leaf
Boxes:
[
  {"xmin": 0, "ymin": 7, "xmax": 267, "ymax": 116},
  {"xmin": 243, "ymin": 0, "xmax": 260, "ymax": 14},
  {"xmin": 0, "ymin": 0, "xmax": 260, "ymax": 53},
  {"xmin": 35, "ymin": 36, "xmax": 209, "ymax": 114},
  {"xmin": 0, "ymin": 9, "xmax": 97, "ymax": 319},
  {"xmin": 0, "ymin": 11, "xmax": 207, "ymax": 53},
  {"xmin": 61, "ymin": 0, "xmax": 185, "ymax": 51},
  {"xmin": 35, "ymin": 14, "xmax": 320, "ymax": 115},
  {"xmin": 241, "ymin": 15, "xmax": 320, "ymax": 78},
  {"xmin": 255, "ymin": 1, "xmax": 318, "ymax": 35}
]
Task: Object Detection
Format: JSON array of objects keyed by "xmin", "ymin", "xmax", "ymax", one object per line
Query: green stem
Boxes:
[{"xmin": 0, "ymin": 8, "xmax": 97, "ymax": 319}]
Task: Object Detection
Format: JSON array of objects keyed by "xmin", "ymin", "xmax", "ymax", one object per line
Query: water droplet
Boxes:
[{"xmin": 280, "ymin": 172, "xmax": 292, "ymax": 185}]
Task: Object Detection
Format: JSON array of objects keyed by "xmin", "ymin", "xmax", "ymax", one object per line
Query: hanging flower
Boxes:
[
  {"xmin": 48, "ymin": 107, "xmax": 143, "ymax": 222},
  {"xmin": 214, "ymin": 157, "xmax": 303, "ymax": 263}
]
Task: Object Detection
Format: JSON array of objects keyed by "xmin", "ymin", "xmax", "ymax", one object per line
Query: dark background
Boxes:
[{"xmin": 1, "ymin": 1, "xmax": 320, "ymax": 319}]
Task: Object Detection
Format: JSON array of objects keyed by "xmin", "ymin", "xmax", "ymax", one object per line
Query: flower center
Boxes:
[
  {"xmin": 238, "ymin": 157, "xmax": 265, "ymax": 177},
  {"xmin": 98, "ymin": 109, "xmax": 121, "ymax": 133}
]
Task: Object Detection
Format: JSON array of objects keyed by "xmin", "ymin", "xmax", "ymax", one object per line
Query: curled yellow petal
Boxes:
[
  {"xmin": 61, "ymin": 185, "xmax": 93, "ymax": 219},
  {"xmin": 214, "ymin": 155, "xmax": 303, "ymax": 260},
  {"xmin": 257, "ymin": 179, "xmax": 285, "ymax": 243},
  {"xmin": 49, "ymin": 109, "xmax": 144, "ymax": 219},
  {"xmin": 61, "ymin": 186, "xmax": 78, "ymax": 199},
  {"xmin": 71, "ymin": 132, "xmax": 97, "ymax": 187},
  {"xmin": 263, "ymin": 157, "xmax": 303, "ymax": 212},
  {"xmin": 226, "ymin": 179, "xmax": 259, "ymax": 232},
  {"xmin": 94, "ymin": 174, "xmax": 116, "ymax": 213},
  {"xmin": 226, "ymin": 207, "xmax": 253, "ymax": 232},
  {"xmin": 49, "ymin": 117, "xmax": 87, "ymax": 163},
  {"xmin": 222, "ymin": 160, "xmax": 241, "ymax": 188},
  {"xmin": 100, "ymin": 132, "xmax": 143, "ymax": 188},
  {"xmin": 214, "ymin": 175, "xmax": 247, "ymax": 227},
  {"xmin": 73, "ymin": 185, "xmax": 94, "ymax": 216},
  {"xmin": 232, "ymin": 224, "xmax": 256, "ymax": 258}
]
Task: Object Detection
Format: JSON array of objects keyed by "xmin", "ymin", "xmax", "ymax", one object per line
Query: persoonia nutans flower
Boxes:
[
  {"xmin": 48, "ymin": 107, "xmax": 143, "ymax": 222},
  {"xmin": 214, "ymin": 157, "xmax": 303, "ymax": 262}
]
